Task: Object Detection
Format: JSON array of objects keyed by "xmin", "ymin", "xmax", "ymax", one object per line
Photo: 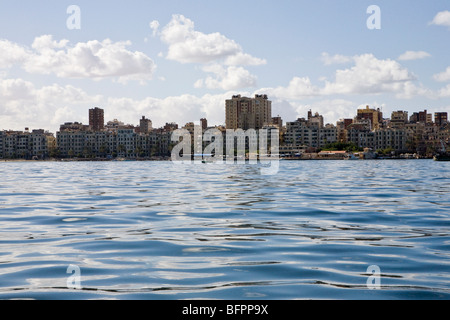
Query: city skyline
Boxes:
[
  {"xmin": 1, "ymin": 99, "xmax": 449, "ymax": 134},
  {"xmin": 1, "ymin": 100, "xmax": 448, "ymax": 161},
  {"xmin": 1, "ymin": 1, "xmax": 450, "ymax": 134}
]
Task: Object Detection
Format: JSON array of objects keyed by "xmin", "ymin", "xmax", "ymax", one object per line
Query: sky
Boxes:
[{"xmin": 0, "ymin": 0, "xmax": 449, "ymax": 134}]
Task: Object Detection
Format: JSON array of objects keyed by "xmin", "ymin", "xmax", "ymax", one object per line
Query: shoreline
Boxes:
[{"xmin": 0, "ymin": 157, "xmax": 437, "ymax": 163}]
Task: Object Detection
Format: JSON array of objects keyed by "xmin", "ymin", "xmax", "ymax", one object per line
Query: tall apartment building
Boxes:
[
  {"xmin": 226, "ymin": 94, "xmax": 272, "ymax": 130},
  {"xmin": 200, "ymin": 118, "xmax": 208, "ymax": 131},
  {"xmin": 89, "ymin": 107, "xmax": 104, "ymax": 131},
  {"xmin": 140, "ymin": 116, "xmax": 153, "ymax": 134},
  {"xmin": 435, "ymin": 112, "xmax": 448, "ymax": 127}
]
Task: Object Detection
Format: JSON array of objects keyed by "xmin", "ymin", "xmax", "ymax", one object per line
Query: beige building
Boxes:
[
  {"xmin": 226, "ymin": 94, "xmax": 272, "ymax": 130},
  {"xmin": 285, "ymin": 114, "xmax": 337, "ymax": 149},
  {"xmin": 356, "ymin": 105, "xmax": 383, "ymax": 130},
  {"xmin": 390, "ymin": 111, "xmax": 409, "ymax": 128}
]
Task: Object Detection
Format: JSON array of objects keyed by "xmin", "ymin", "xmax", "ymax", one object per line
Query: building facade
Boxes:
[
  {"xmin": 435, "ymin": 112, "xmax": 448, "ymax": 127},
  {"xmin": 356, "ymin": 105, "xmax": 383, "ymax": 130},
  {"xmin": 226, "ymin": 94, "xmax": 272, "ymax": 130},
  {"xmin": 140, "ymin": 116, "xmax": 153, "ymax": 134},
  {"xmin": 0, "ymin": 130, "xmax": 55, "ymax": 159},
  {"xmin": 285, "ymin": 111, "xmax": 337, "ymax": 149},
  {"xmin": 89, "ymin": 107, "xmax": 105, "ymax": 132}
]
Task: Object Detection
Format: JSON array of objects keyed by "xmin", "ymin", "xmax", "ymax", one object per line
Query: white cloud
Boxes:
[
  {"xmin": 0, "ymin": 78, "xmax": 35, "ymax": 101},
  {"xmin": 31, "ymin": 35, "xmax": 69, "ymax": 51},
  {"xmin": 224, "ymin": 52, "xmax": 267, "ymax": 66},
  {"xmin": 394, "ymin": 82, "xmax": 434, "ymax": 100},
  {"xmin": 0, "ymin": 76, "xmax": 235, "ymax": 132},
  {"xmin": 0, "ymin": 39, "xmax": 30, "ymax": 68},
  {"xmin": 322, "ymin": 54, "xmax": 416, "ymax": 96},
  {"xmin": 160, "ymin": 14, "xmax": 265, "ymax": 66},
  {"xmin": 195, "ymin": 64, "xmax": 257, "ymax": 90},
  {"xmin": 294, "ymin": 99, "xmax": 356, "ymax": 124},
  {"xmin": 434, "ymin": 67, "xmax": 450, "ymax": 82},
  {"xmin": 156, "ymin": 15, "xmax": 265, "ymax": 90},
  {"xmin": 398, "ymin": 51, "xmax": 431, "ymax": 61},
  {"xmin": 439, "ymin": 84, "xmax": 450, "ymax": 97},
  {"xmin": 431, "ymin": 10, "xmax": 450, "ymax": 27},
  {"xmin": 0, "ymin": 77, "xmax": 102, "ymax": 132},
  {"xmin": 260, "ymin": 77, "xmax": 319, "ymax": 100},
  {"xmin": 149, "ymin": 20, "xmax": 160, "ymax": 36},
  {"xmin": 0, "ymin": 35, "xmax": 156, "ymax": 84},
  {"xmin": 321, "ymin": 52, "xmax": 353, "ymax": 66},
  {"xmin": 105, "ymin": 92, "xmax": 237, "ymax": 129},
  {"xmin": 260, "ymin": 54, "xmax": 429, "ymax": 100}
]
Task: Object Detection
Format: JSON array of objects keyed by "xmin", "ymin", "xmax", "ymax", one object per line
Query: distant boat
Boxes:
[{"xmin": 345, "ymin": 153, "xmax": 359, "ymax": 160}]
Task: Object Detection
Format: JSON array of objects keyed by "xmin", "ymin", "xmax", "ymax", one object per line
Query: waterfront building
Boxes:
[
  {"xmin": 59, "ymin": 122, "xmax": 89, "ymax": 132},
  {"xmin": 2, "ymin": 105, "xmax": 450, "ymax": 160},
  {"xmin": 226, "ymin": 94, "xmax": 272, "ymax": 130},
  {"xmin": 272, "ymin": 116, "xmax": 283, "ymax": 129},
  {"xmin": 164, "ymin": 123, "xmax": 179, "ymax": 132},
  {"xmin": 374, "ymin": 128, "xmax": 408, "ymax": 152},
  {"xmin": 0, "ymin": 129, "xmax": 55, "ymax": 159},
  {"xmin": 57, "ymin": 131, "xmax": 87, "ymax": 158},
  {"xmin": 117, "ymin": 128, "xmax": 137, "ymax": 158},
  {"xmin": 105, "ymin": 119, "xmax": 125, "ymax": 132},
  {"xmin": 308, "ymin": 110, "xmax": 324, "ymax": 129},
  {"xmin": 390, "ymin": 111, "xmax": 409, "ymax": 129},
  {"xmin": 30, "ymin": 130, "xmax": 56, "ymax": 159},
  {"xmin": 356, "ymin": 105, "xmax": 383, "ymax": 130},
  {"xmin": 200, "ymin": 118, "xmax": 208, "ymax": 131},
  {"xmin": 285, "ymin": 112, "xmax": 337, "ymax": 149},
  {"xmin": 89, "ymin": 107, "xmax": 105, "ymax": 131},
  {"xmin": 336, "ymin": 119, "xmax": 353, "ymax": 143},
  {"xmin": 140, "ymin": 116, "xmax": 153, "ymax": 134},
  {"xmin": 410, "ymin": 110, "xmax": 432, "ymax": 124},
  {"xmin": 435, "ymin": 112, "xmax": 448, "ymax": 127}
]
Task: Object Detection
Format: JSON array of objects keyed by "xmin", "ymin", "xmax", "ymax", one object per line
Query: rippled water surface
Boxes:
[{"xmin": 0, "ymin": 160, "xmax": 449, "ymax": 300}]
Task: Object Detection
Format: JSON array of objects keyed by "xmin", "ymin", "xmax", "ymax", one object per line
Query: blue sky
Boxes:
[{"xmin": 0, "ymin": 0, "xmax": 449, "ymax": 133}]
